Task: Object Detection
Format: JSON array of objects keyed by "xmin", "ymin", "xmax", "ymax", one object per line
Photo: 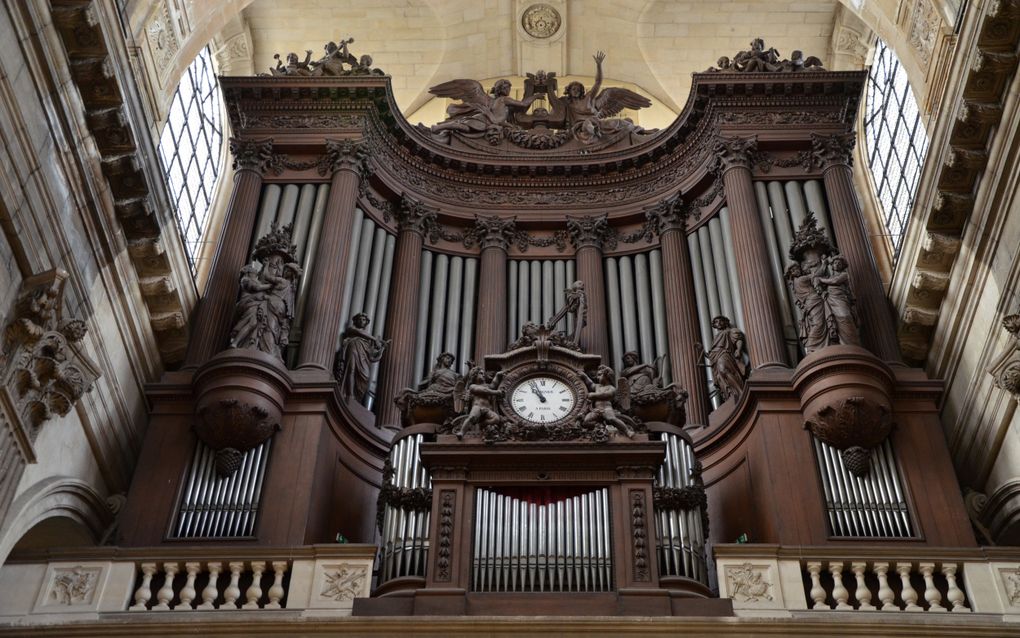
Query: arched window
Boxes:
[
  {"xmin": 157, "ymin": 46, "xmax": 223, "ymax": 270},
  {"xmin": 863, "ymin": 39, "xmax": 929, "ymax": 259}
]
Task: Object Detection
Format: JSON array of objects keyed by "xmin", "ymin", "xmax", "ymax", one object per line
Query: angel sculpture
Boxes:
[
  {"xmin": 581, "ymin": 365, "xmax": 638, "ymax": 439},
  {"xmin": 452, "ymin": 366, "xmax": 505, "ymax": 439},
  {"xmin": 563, "ymin": 51, "xmax": 652, "ymax": 144},
  {"xmin": 428, "ymin": 78, "xmax": 541, "ymax": 143},
  {"xmin": 271, "ymin": 50, "xmax": 314, "ymax": 76}
]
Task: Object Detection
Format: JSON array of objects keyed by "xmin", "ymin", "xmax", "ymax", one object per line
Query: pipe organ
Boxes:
[{"xmin": 116, "ymin": 38, "xmax": 979, "ymax": 620}]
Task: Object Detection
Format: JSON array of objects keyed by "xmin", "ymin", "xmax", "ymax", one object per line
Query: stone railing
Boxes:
[
  {"xmin": 0, "ymin": 545, "xmax": 375, "ymax": 620},
  {"xmin": 715, "ymin": 544, "xmax": 1020, "ymax": 619}
]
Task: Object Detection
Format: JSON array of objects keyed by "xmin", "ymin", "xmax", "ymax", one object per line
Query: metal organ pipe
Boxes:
[
  {"xmin": 717, "ymin": 210, "xmax": 744, "ymax": 322},
  {"xmin": 604, "ymin": 258, "xmax": 625, "ymax": 372},
  {"xmin": 290, "ymin": 184, "xmax": 318, "ymax": 264},
  {"xmin": 252, "ymin": 184, "xmax": 281, "ymax": 250},
  {"xmin": 553, "ymin": 261, "xmax": 567, "ymax": 332},
  {"xmin": 517, "ymin": 261, "xmax": 529, "ymax": 336},
  {"xmin": 459, "ymin": 258, "xmax": 478, "ymax": 366},
  {"xmin": 508, "ymin": 260, "xmax": 518, "ymax": 344},
  {"xmin": 507, "ymin": 260, "xmax": 576, "ymax": 341},
  {"xmin": 335, "ymin": 207, "xmax": 364, "ymax": 332},
  {"xmin": 412, "ymin": 251, "xmax": 434, "ymax": 382},
  {"xmin": 618, "ymin": 256, "xmax": 639, "ymax": 355},
  {"xmin": 275, "ymin": 184, "xmax": 300, "ymax": 228},
  {"xmin": 348, "ymin": 221, "xmax": 377, "ymax": 318},
  {"xmin": 427, "ymin": 254, "xmax": 449, "ymax": 370},
  {"xmin": 634, "ymin": 253, "xmax": 656, "ymax": 365},
  {"xmin": 653, "ymin": 431, "xmax": 708, "ymax": 584},
  {"xmin": 444, "ymin": 256, "xmax": 464, "ymax": 357},
  {"xmin": 529, "ymin": 261, "xmax": 542, "ymax": 325},
  {"xmin": 542, "ymin": 261, "xmax": 555, "ymax": 324},
  {"xmin": 697, "ymin": 228, "xmax": 721, "ymax": 320}
]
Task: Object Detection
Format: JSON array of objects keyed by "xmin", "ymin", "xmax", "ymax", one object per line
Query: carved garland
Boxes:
[
  {"xmin": 435, "ymin": 490, "xmax": 455, "ymax": 582},
  {"xmin": 631, "ymin": 490, "xmax": 650, "ymax": 582},
  {"xmin": 374, "ymin": 458, "xmax": 435, "ymax": 531}
]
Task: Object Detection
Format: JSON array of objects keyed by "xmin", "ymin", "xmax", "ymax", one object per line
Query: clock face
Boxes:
[{"xmin": 510, "ymin": 376, "xmax": 576, "ymax": 424}]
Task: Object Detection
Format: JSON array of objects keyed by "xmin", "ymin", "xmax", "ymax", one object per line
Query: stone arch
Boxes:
[{"xmin": 0, "ymin": 478, "xmax": 111, "ymax": 565}]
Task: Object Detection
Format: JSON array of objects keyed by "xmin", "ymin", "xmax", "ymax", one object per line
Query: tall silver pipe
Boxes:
[
  {"xmin": 687, "ymin": 232, "xmax": 714, "ymax": 402},
  {"xmin": 177, "ymin": 444, "xmax": 203, "ymax": 537},
  {"xmin": 753, "ymin": 183, "xmax": 798, "ymax": 362},
  {"xmin": 275, "ymin": 184, "xmax": 300, "ymax": 229},
  {"xmin": 444, "ymin": 256, "xmax": 464, "ymax": 357},
  {"xmin": 518, "ymin": 261, "xmax": 529, "ymax": 337},
  {"xmin": 814, "ymin": 439, "xmax": 840, "ymax": 533},
  {"xmin": 290, "ymin": 184, "xmax": 318, "ymax": 263},
  {"xmin": 335, "ymin": 208, "xmax": 365, "ymax": 333},
  {"xmin": 542, "ymin": 261, "xmax": 555, "ymax": 325},
  {"xmin": 296, "ymin": 185, "xmax": 330, "ymax": 319},
  {"xmin": 605, "ymin": 258, "xmax": 625, "ymax": 371},
  {"xmin": 619, "ymin": 256, "xmax": 639, "ymax": 355},
  {"xmin": 367, "ymin": 235, "xmax": 396, "ymax": 408},
  {"xmin": 362, "ymin": 227, "xmax": 389, "ymax": 329},
  {"xmin": 252, "ymin": 184, "xmax": 281, "ymax": 250},
  {"xmin": 697, "ymin": 228, "xmax": 721, "ymax": 320},
  {"xmin": 648, "ymin": 249, "xmax": 670, "ymax": 383},
  {"xmin": 784, "ymin": 180, "xmax": 808, "ymax": 230},
  {"xmin": 717, "ymin": 209, "xmax": 744, "ymax": 325},
  {"xmin": 707, "ymin": 218, "xmax": 734, "ymax": 321},
  {"xmin": 766, "ymin": 182, "xmax": 795, "ymax": 264},
  {"xmin": 529, "ymin": 260, "xmax": 542, "ymax": 325},
  {"xmin": 508, "ymin": 260, "xmax": 519, "ymax": 344},
  {"xmin": 459, "ymin": 258, "xmax": 478, "ymax": 366},
  {"xmin": 553, "ymin": 260, "xmax": 567, "ymax": 332},
  {"xmin": 427, "ymin": 254, "xmax": 450, "ymax": 376},
  {"xmin": 634, "ymin": 253, "xmax": 656, "ymax": 365},
  {"xmin": 412, "ymin": 251, "xmax": 434, "ymax": 381},
  {"xmin": 803, "ymin": 179, "xmax": 834, "ymax": 239},
  {"xmin": 565, "ymin": 260, "xmax": 576, "ymax": 334},
  {"xmin": 348, "ymin": 221, "xmax": 377, "ymax": 318}
]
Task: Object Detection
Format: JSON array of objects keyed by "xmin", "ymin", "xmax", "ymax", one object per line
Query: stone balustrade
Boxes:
[
  {"xmin": 0, "ymin": 545, "xmax": 375, "ymax": 620},
  {"xmin": 715, "ymin": 544, "xmax": 1020, "ymax": 620}
]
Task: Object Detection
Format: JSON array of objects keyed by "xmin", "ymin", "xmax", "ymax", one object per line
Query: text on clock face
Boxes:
[{"xmin": 511, "ymin": 376, "xmax": 576, "ymax": 423}]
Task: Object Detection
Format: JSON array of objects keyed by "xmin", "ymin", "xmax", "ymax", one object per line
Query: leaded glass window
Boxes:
[
  {"xmin": 157, "ymin": 46, "xmax": 223, "ymax": 271},
  {"xmin": 863, "ymin": 39, "xmax": 929, "ymax": 259}
]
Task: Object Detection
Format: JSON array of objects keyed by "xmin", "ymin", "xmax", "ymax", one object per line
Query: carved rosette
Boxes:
[
  {"xmin": 712, "ymin": 134, "xmax": 758, "ymax": 174},
  {"xmin": 810, "ymin": 132, "xmax": 855, "ymax": 169},
  {"xmin": 395, "ymin": 196, "xmax": 439, "ymax": 236},
  {"xmin": 229, "ymin": 137, "xmax": 274, "ymax": 173},
  {"xmin": 567, "ymin": 214, "xmax": 618, "ymax": 250},
  {"xmin": 321, "ymin": 138, "xmax": 369, "ymax": 177},
  {"xmin": 467, "ymin": 215, "xmax": 517, "ymax": 250}
]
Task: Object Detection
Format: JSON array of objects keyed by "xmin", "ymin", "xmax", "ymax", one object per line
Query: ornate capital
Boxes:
[
  {"xmin": 468, "ymin": 215, "xmax": 517, "ymax": 250},
  {"xmin": 646, "ymin": 194, "xmax": 687, "ymax": 234},
  {"xmin": 229, "ymin": 137, "xmax": 274, "ymax": 173},
  {"xmin": 811, "ymin": 132, "xmax": 855, "ymax": 168},
  {"xmin": 395, "ymin": 195, "xmax": 439, "ymax": 235},
  {"xmin": 567, "ymin": 214, "xmax": 618, "ymax": 250},
  {"xmin": 320, "ymin": 138, "xmax": 369, "ymax": 176},
  {"xmin": 712, "ymin": 134, "xmax": 758, "ymax": 174}
]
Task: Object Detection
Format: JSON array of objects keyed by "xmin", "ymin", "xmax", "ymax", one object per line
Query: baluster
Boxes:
[
  {"xmin": 897, "ymin": 563, "xmax": 922, "ymax": 611},
  {"xmin": 918, "ymin": 562, "xmax": 945, "ymax": 611},
  {"xmin": 177, "ymin": 562, "xmax": 200, "ymax": 611},
  {"xmin": 851, "ymin": 562, "xmax": 875, "ymax": 610},
  {"xmin": 875, "ymin": 563, "xmax": 896, "ymax": 611},
  {"xmin": 130, "ymin": 563, "xmax": 157, "ymax": 611},
  {"xmin": 830, "ymin": 562, "xmax": 852, "ymax": 610},
  {"xmin": 807, "ymin": 561, "xmax": 827, "ymax": 609},
  {"xmin": 942, "ymin": 564, "xmax": 970, "ymax": 612},
  {"xmin": 197, "ymin": 562, "xmax": 222, "ymax": 610},
  {"xmin": 222, "ymin": 562, "xmax": 244, "ymax": 609},
  {"xmin": 243, "ymin": 561, "xmax": 266, "ymax": 609},
  {"xmin": 153, "ymin": 563, "xmax": 179, "ymax": 610},
  {"xmin": 266, "ymin": 561, "xmax": 288, "ymax": 609}
]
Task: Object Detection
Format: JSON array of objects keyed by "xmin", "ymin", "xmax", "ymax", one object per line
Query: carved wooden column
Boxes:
[
  {"xmin": 714, "ymin": 135, "xmax": 788, "ymax": 369},
  {"xmin": 376, "ymin": 197, "xmax": 437, "ymax": 426},
  {"xmin": 297, "ymin": 139, "xmax": 367, "ymax": 371},
  {"xmin": 567, "ymin": 215, "xmax": 612, "ymax": 364},
  {"xmin": 812, "ymin": 133, "xmax": 901, "ymax": 363},
  {"xmin": 649, "ymin": 199, "xmax": 711, "ymax": 425},
  {"xmin": 472, "ymin": 215, "xmax": 515, "ymax": 359},
  {"xmin": 185, "ymin": 138, "xmax": 272, "ymax": 367}
]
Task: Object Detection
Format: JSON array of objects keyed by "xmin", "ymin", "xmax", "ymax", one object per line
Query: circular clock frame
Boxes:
[{"xmin": 498, "ymin": 362, "xmax": 589, "ymax": 429}]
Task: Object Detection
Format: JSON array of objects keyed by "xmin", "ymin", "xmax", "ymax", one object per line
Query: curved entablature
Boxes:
[{"xmin": 221, "ymin": 68, "xmax": 866, "ymax": 223}]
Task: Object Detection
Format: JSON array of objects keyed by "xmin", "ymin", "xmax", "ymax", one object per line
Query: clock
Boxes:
[{"xmin": 509, "ymin": 375, "xmax": 576, "ymax": 424}]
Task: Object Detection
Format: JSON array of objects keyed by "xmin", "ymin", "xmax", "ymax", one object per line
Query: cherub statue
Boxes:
[
  {"xmin": 427, "ymin": 78, "xmax": 541, "ymax": 143},
  {"xmin": 581, "ymin": 365, "xmax": 638, "ymax": 438},
  {"xmin": 452, "ymin": 366, "xmax": 505, "ymax": 439},
  {"xmin": 335, "ymin": 313, "xmax": 389, "ymax": 403},
  {"xmin": 784, "ymin": 50, "xmax": 826, "ymax": 72},
  {"xmin": 562, "ymin": 51, "xmax": 652, "ymax": 144},
  {"xmin": 696, "ymin": 316, "xmax": 747, "ymax": 402},
  {"xmin": 316, "ymin": 38, "xmax": 358, "ymax": 75},
  {"xmin": 271, "ymin": 51, "xmax": 314, "ymax": 76}
]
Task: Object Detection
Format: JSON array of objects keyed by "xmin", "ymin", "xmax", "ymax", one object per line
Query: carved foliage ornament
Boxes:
[
  {"xmin": 395, "ymin": 196, "xmax": 439, "ymax": 235},
  {"xmin": 712, "ymin": 134, "xmax": 759, "ymax": 174},
  {"xmin": 991, "ymin": 312, "xmax": 1020, "ymax": 397},
  {"xmin": 1, "ymin": 269, "xmax": 99, "ymax": 441},
  {"xmin": 229, "ymin": 137, "xmax": 274, "ymax": 172},
  {"xmin": 322, "ymin": 138, "xmax": 369, "ymax": 176},
  {"xmin": 320, "ymin": 565, "xmax": 368, "ymax": 601},
  {"xmin": 631, "ymin": 490, "xmax": 650, "ymax": 581},
  {"xmin": 48, "ymin": 566, "xmax": 99, "ymax": 606},
  {"xmin": 435, "ymin": 490, "xmax": 455, "ymax": 582},
  {"xmin": 567, "ymin": 214, "xmax": 618, "ymax": 250},
  {"xmin": 810, "ymin": 132, "xmax": 855, "ymax": 168}
]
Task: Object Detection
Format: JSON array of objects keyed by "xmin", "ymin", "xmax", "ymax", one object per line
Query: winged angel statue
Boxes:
[{"xmin": 426, "ymin": 51, "xmax": 652, "ymax": 146}]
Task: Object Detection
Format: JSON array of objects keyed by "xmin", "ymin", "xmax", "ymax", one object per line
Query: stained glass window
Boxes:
[
  {"xmin": 863, "ymin": 39, "xmax": 929, "ymax": 259},
  {"xmin": 157, "ymin": 46, "xmax": 223, "ymax": 271}
]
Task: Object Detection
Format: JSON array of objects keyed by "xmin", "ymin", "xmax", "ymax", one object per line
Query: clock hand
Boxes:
[{"xmin": 529, "ymin": 380, "xmax": 548, "ymax": 403}]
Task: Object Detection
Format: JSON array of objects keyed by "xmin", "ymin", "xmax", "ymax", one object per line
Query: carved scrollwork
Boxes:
[
  {"xmin": 229, "ymin": 137, "xmax": 274, "ymax": 172},
  {"xmin": 395, "ymin": 195, "xmax": 439, "ymax": 236},
  {"xmin": 567, "ymin": 214, "xmax": 618, "ymax": 250},
  {"xmin": 810, "ymin": 132, "xmax": 855, "ymax": 168},
  {"xmin": 712, "ymin": 134, "xmax": 759, "ymax": 174},
  {"xmin": 321, "ymin": 138, "xmax": 369, "ymax": 176}
]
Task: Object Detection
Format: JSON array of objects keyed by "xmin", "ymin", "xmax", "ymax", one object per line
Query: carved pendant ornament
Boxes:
[
  {"xmin": 786, "ymin": 213, "xmax": 861, "ymax": 354},
  {"xmin": 0, "ymin": 269, "xmax": 99, "ymax": 443},
  {"xmin": 420, "ymin": 51, "xmax": 656, "ymax": 152},
  {"xmin": 229, "ymin": 224, "xmax": 302, "ymax": 361},
  {"xmin": 804, "ymin": 395, "xmax": 893, "ymax": 477}
]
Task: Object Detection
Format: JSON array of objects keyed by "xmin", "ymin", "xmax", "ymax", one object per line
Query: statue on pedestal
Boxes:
[
  {"xmin": 620, "ymin": 351, "xmax": 688, "ymax": 425},
  {"xmin": 335, "ymin": 313, "xmax": 388, "ymax": 403},
  {"xmin": 697, "ymin": 316, "xmax": 747, "ymax": 402},
  {"xmin": 228, "ymin": 224, "xmax": 302, "ymax": 361},
  {"xmin": 395, "ymin": 352, "xmax": 460, "ymax": 425}
]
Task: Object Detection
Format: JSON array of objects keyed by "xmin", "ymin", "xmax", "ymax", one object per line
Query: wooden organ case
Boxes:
[{"xmin": 114, "ymin": 40, "xmax": 976, "ymax": 618}]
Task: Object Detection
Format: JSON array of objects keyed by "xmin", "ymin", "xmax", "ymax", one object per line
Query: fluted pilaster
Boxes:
[
  {"xmin": 471, "ymin": 215, "xmax": 516, "ymax": 359},
  {"xmin": 185, "ymin": 138, "xmax": 273, "ymax": 367},
  {"xmin": 567, "ymin": 214, "xmax": 614, "ymax": 364},
  {"xmin": 714, "ymin": 134, "xmax": 787, "ymax": 369},
  {"xmin": 811, "ymin": 132, "xmax": 901, "ymax": 363}
]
